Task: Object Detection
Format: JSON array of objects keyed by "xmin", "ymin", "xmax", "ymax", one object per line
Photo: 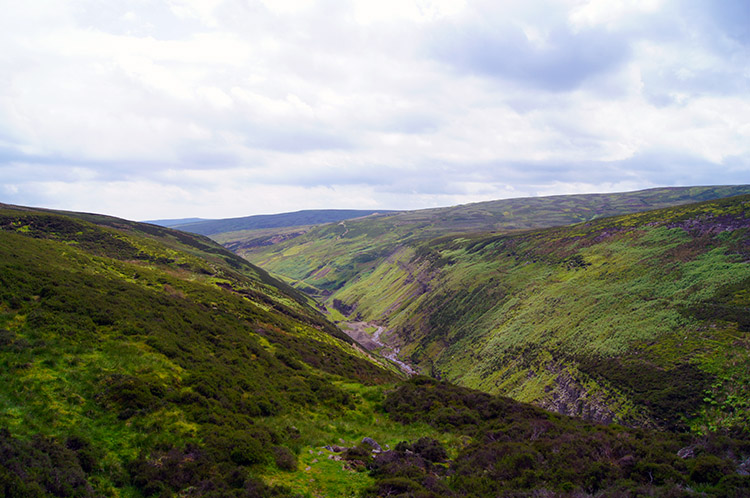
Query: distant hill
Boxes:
[
  {"xmin": 143, "ymin": 217, "xmax": 212, "ymax": 227},
  {"xmin": 171, "ymin": 209, "xmax": 396, "ymax": 236}
]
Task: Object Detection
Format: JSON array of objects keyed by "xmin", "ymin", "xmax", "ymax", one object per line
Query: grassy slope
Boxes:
[
  {"xmin": 0, "ymin": 205, "xmax": 404, "ymax": 496},
  {"xmin": 1, "ymin": 205, "xmax": 749, "ymax": 497},
  {"xmin": 342, "ymin": 195, "xmax": 750, "ymax": 434},
  {"xmin": 229, "ymin": 186, "xmax": 750, "ymax": 299},
  {"xmin": 231, "ymin": 190, "xmax": 750, "ymax": 435}
]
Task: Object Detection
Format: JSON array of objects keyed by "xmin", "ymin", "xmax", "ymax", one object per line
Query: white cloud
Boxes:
[
  {"xmin": 351, "ymin": 0, "xmax": 467, "ymax": 24},
  {"xmin": 568, "ymin": 0, "xmax": 665, "ymax": 30},
  {"xmin": 167, "ymin": 0, "xmax": 224, "ymax": 27},
  {"xmin": 0, "ymin": 0, "xmax": 748, "ymax": 220}
]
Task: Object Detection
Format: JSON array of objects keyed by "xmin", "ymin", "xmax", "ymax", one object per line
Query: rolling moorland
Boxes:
[
  {"xmin": 221, "ymin": 186, "xmax": 750, "ymax": 300},
  {"xmin": 1, "ymin": 193, "xmax": 750, "ymax": 497},
  {"xmin": 220, "ymin": 186, "xmax": 750, "ymax": 435}
]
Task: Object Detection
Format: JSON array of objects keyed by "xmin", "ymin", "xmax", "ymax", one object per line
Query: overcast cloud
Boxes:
[{"xmin": 1, "ymin": 0, "xmax": 748, "ymax": 220}]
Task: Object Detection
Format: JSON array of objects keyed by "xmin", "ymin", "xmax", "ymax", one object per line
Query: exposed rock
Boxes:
[
  {"xmin": 677, "ymin": 446, "xmax": 696, "ymax": 459},
  {"xmin": 324, "ymin": 444, "xmax": 346, "ymax": 453},
  {"xmin": 539, "ymin": 365, "xmax": 617, "ymax": 425},
  {"xmin": 739, "ymin": 457, "xmax": 750, "ymax": 476},
  {"xmin": 362, "ymin": 437, "xmax": 382, "ymax": 452}
]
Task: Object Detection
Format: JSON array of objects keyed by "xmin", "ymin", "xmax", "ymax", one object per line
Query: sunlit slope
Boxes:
[
  {"xmin": 228, "ymin": 185, "xmax": 750, "ymax": 298},
  {"xmin": 0, "ymin": 205, "xmax": 398, "ymax": 496},
  {"xmin": 334, "ymin": 195, "xmax": 750, "ymax": 433}
]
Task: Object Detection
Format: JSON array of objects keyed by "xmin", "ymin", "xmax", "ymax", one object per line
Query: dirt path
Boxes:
[
  {"xmin": 341, "ymin": 321, "xmax": 417, "ymax": 375},
  {"xmin": 337, "ymin": 221, "xmax": 349, "ymax": 239}
]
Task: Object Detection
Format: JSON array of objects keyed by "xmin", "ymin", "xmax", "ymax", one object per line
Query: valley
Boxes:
[
  {"xmin": 6, "ymin": 2, "xmax": 750, "ymax": 496},
  {"xmin": 2, "ymin": 188, "xmax": 750, "ymax": 497},
  {"xmin": 338, "ymin": 321, "xmax": 417, "ymax": 375},
  {"xmin": 216, "ymin": 186, "xmax": 750, "ymax": 434}
]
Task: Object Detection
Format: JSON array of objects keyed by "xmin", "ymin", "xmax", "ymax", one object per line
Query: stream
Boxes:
[{"xmin": 340, "ymin": 321, "xmax": 417, "ymax": 375}]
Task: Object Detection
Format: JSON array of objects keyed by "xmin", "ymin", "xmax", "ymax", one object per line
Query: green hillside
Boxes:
[
  {"xmin": 0, "ymin": 205, "xmax": 397, "ymax": 496},
  {"xmin": 228, "ymin": 186, "xmax": 750, "ymax": 299},
  {"xmin": 231, "ymin": 189, "xmax": 750, "ymax": 435},
  {"xmin": 350, "ymin": 195, "xmax": 750, "ymax": 432},
  {"xmin": 1, "ymin": 204, "xmax": 750, "ymax": 497}
]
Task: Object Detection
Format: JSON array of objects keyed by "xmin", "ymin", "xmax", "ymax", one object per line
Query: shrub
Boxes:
[
  {"xmin": 343, "ymin": 444, "xmax": 372, "ymax": 462},
  {"xmin": 374, "ymin": 477, "xmax": 424, "ymax": 496},
  {"xmin": 397, "ymin": 438, "xmax": 447, "ymax": 463},
  {"xmin": 272, "ymin": 446, "xmax": 297, "ymax": 471},
  {"xmin": 230, "ymin": 438, "xmax": 266, "ymax": 466},
  {"xmin": 689, "ymin": 454, "xmax": 733, "ymax": 484}
]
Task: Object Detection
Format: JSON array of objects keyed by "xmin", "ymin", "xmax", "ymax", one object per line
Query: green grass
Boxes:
[
  {"xmin": 2, "ymin": 201, "xmax": 750, "ymax": 497},
  {"xmin": 260, "ymin": 382, "xmax": 463, "ymax": 497},
  {"xmin": 0, "ymin": 206, "xmax": 398, "ymax": 496},
  {"xmin": 226, "ymin": 193, "xmax": 750, "ymax": 434}
]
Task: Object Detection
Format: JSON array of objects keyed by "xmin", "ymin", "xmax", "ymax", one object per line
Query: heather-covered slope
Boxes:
[
  {"xmin": 0, "ymin": 205, "xmax": 399, "ymax": 496},
  {"xmin": 228, "ymin": 185, "xmax": 750, "ymax": 299},
  {"xmin": 1, "ymin": 204, "xmax": 749, "ymax": 497},
  {"xmin": 332, "ymin": 195, "xmax": 750, "ymax": 433},
  {"xmin": 170, "ymin": 209, "xmax": 394, "ymax": 236},
  {"xmin": 231, "ymin": 192, "xmax": 750, "ymax": 435}
]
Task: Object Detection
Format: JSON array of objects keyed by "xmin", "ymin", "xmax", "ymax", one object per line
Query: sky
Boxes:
[{"xmin": 1, "ymin": 0, "xmax": 749, "ymax": 220}]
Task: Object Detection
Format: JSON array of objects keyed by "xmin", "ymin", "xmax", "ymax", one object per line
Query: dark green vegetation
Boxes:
[
  {"xmin": 170, "ymin": 209, "xmax": 394, "ymax": 236},
  {"xmin": 0, "ymin": 205, "xmax": 399, "ymax": 496},
  {"xmin": 230, "ymin": 187, "xmax": 750, "ymax": 435},
  {"xmin": 4, "ymin": 188, "xmax": 750, "ymax": 497},
  {"xmin": 367, "ymin": 377, "xmax": 750, "ymax": 497}
]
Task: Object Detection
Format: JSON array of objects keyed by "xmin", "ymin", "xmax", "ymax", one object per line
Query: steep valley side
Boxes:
[{"xmin": 238, "ymin": 194, "xmax": 750, "ymax": 434}]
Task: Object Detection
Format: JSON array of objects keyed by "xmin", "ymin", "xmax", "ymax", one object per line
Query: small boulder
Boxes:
[
  {"xmin": 677, "ymin": 446, "xmax": 695, "ymax": 459},
  {"xmin": 362, "ymin": 437, "xmax": 382, "ymax": 452}
]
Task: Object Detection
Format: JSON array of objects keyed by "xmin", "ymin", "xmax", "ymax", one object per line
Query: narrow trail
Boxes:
[
  {"xmin": 340, "ymin": 321, "xmax": 417, "ymax": 375},
  {"xmin": 337, "ymin": 221, "xmax": 349, "ymax": 239}
]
